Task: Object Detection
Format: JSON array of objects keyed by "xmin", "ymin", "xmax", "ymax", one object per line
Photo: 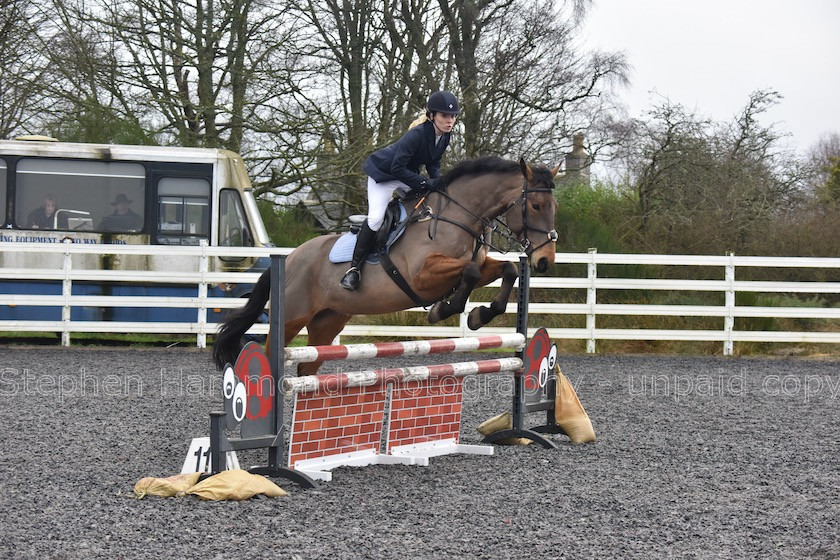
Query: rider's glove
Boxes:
[{"xmin": 427, "ymin": 177, "xmax": 444, "ymax": 191}]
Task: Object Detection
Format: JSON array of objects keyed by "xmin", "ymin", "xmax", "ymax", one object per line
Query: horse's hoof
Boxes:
[
  {"xmin": 340, "ymin": 268, "xmax": 360, "ymax": 291},
  {"xmin": 467, "ymin": 307, "xmax": 491, "ymax": 330},
  {"xmin": 467, "ymin": 308, "xmax": 482, "ymax": 330}
]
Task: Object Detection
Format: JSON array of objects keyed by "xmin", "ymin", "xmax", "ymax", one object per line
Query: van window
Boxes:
[
  {"xmin": 218, "ymin": 188, "xmax": 252, "ymax": 248},
  {"xmin": 157, "ymin": 177, "xmax": 210, "ymax": 245},
  {"xmin": 15, "ymin": 159, "xmax": 144, "ymax": 231}
]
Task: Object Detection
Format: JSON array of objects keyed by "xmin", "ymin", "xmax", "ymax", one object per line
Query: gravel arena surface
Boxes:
[{"xmin": 0, "ymin": 345, "xmax": 838, "ymax": 559}]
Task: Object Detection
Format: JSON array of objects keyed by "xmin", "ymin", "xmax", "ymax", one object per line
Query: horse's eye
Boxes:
[{"xmin": 532, "ymin": 203, "xmax": 541, "ymax": 211}]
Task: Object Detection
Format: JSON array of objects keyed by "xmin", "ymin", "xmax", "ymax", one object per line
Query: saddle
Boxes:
[
  {"xmin": 372, "ymin": 197, "xmax": 406, "ymax": 251},
  {"xmin": 328, "ymin": 198, "xmax": 414, "ymax": 265},
  {"xmin": 328, "ymin": 195, "xmax": 434, "ymax": 307}
]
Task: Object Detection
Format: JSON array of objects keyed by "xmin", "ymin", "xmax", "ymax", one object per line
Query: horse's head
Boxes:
[{"xmin": 504, "ymin": 158, "xmax": 559, "ymax": 273}]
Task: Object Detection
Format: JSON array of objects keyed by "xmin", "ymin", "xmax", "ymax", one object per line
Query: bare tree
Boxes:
[
  {"xmin": 621, "ymin": 90, "xmax": 810, "ymax": 254},
  {"xmin": 38, "ymin": 0, "xmax": 332, "ymax": 200},
  {"xmin": 42, "ymin": 0, "xmax": 305, "ymax": 153},
  {"xmin": 377, "ymin": 0, "xmax": 449, "ymax": 135},
  {"xmin": 9, "ymin": 0, "xmax": 629, "ymax": 232},
  {"xmin": 0, "ymin": 0, "xmax": 49, "ymax": 137},
  {"xmin": 439, "ymin": 0, "xmax": 628, "ymax": 162},
  {"xmin": 290, "ymin": 0, "xmax": 383, "ymax": 219}
]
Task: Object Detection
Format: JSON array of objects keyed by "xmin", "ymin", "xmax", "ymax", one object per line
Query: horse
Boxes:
[{"xmin": 213, "ymin": 156, "xmax": 559, "ymax": 375}]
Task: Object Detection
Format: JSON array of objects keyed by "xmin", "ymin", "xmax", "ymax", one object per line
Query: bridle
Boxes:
[
  {"xmin": 422, "ymin": 176, "xmax": 557, "ymax": 257},
  {"xmin": 514, "ymin": 179, "xmax": 559, "ymax": 254},
  {"xmin": 382, "ymin": 169, "xmax": 558, "ymax": 308}
]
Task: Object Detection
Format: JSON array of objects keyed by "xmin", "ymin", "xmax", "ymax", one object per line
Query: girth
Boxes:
[
  {"xmin": 376, "ymin": 191, "xmax": 482, "ymax": 308},
  {"xmin": 378, "ymin": 252, "xmax": 432, "ymax": 307}
]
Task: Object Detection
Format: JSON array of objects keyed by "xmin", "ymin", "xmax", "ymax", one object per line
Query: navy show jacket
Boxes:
[{"xmin": 363, "ymin": 120, "xmax": 450, "ymax": 191}]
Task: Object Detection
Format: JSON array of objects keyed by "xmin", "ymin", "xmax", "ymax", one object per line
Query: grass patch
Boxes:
[{"xmin": 0, "ymin": 331, "xmax": 197, "ymax": 347}]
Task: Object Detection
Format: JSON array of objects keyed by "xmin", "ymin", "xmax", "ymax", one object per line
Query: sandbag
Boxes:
[
  {"xmin": 187, "ymin": 469, "xmax": 287, "ymax": 501},
  {"xmin": 477, "ymin": 367, "xmax": 596, "ymax": 445},
  {"xmin": 476, "ymin": 412, "xmax": 532, "ymax": 446},
  {"xmin": 134, "ymin": 472, "xmax": 202, "ymax": 499},
  {"xmin": 554, "ymin": 367, "xmax": 596, "ymax": 444}
]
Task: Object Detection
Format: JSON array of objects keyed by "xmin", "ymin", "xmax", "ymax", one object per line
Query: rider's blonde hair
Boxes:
[{"xmin": 408, "ymin": 114, "xmax": 428, "ymax": 129}]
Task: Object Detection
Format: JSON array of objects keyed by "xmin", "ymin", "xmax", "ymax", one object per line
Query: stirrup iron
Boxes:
[{"xmin": 340, "ymin": 266, "xmax": 361, "ymax": 291}]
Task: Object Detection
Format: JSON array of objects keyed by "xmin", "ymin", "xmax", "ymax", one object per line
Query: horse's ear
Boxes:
[
  {"xmin": 550, "ymin": 163, "xmax": 561, "ymax": 178},
  {"xmin": 519, "ymin": 157, "xmax": 534, "ymax": 182}
]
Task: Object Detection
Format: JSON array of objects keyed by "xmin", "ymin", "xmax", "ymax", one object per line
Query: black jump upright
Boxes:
[
  {"xmin": 209, "ymin": 254, "xmax": 318, "ymax": 488},
  {"xmin": 480, "ymin": 255, "xmax": 566, "ymax": 448}
]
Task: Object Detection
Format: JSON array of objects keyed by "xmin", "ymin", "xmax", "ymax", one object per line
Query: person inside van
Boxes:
[
  {"xmin": 99, "ymin": 193, "xmax": 143, "ymax": 231},
  {"xmin": 27, "ymin": 194, "xmax": 68, "ymax": 229}
]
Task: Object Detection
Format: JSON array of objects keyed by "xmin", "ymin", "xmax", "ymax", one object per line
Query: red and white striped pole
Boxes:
[
  {"xmin": 284, "ymin": 333, "xmax": 526, "ymax": 365},
  {"xmin": 282, "ymin": 357, "xmax": 524, "ymax": 395}
]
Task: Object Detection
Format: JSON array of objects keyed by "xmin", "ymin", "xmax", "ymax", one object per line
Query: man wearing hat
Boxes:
[{"xmin": 99, "ymin": 193, "xmax": 143, "ymax": 231}]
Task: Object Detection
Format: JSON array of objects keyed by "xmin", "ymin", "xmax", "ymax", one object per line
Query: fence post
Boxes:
[
  {"xmin": 61, "ymin": 239, "xmax": 73, "ymax": 347},
  {"xmin": 586, "ymin": 248, "xmax": 597, "ymax": 353},
  {"xmin": 196, "ymin": 241, "xmax": 208, "ymax": 349},
  {"xmin": 724, "ymin": 252, "xmax": 735, "ymax": 356}
]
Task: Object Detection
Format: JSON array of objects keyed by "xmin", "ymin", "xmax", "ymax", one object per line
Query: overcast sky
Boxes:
[{"xmin": 582, "ymin": 0, "xmax": 840, "ymax": 155}]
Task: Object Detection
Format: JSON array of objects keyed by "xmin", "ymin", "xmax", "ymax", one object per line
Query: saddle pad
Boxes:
[
  {"xmin": 328, "ymin": 204, "xmax": 408, "ymax": 264},
  {"xmin": 329, "ymin": 232, "xmax": 363, "ymax": 264}
]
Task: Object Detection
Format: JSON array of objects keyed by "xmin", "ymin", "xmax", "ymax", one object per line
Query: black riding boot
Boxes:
[{"xmin": 340, "ymin": 222, "xmax": 377, "ymax": 291}]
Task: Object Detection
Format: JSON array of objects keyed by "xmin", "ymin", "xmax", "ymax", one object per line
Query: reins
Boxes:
[
  {"xmin": 378, "ymin": 168, "xmax": 557, "ymax": 308},
  {"xmin": 427, "ymin": 178, "xmax": 557, "ymax": 258},
  {"xmin": 427, "ymin": 188, "xmax": 497, "ymax": 250}
]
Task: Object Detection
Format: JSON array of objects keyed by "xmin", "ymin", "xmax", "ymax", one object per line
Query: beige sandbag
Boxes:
[
  {"xmin": 554, "ymin": 367, "xmax": 596, "ymax": 444},
  {"xmin": 476, "ymin": 412, "xmax": 532, "ymax": 446},
  {"xmin": 187, "ymin": 469, "xmax": 287, "ymax": 501},
  {"xmin": 134, "ymin": 472, "xmax": 202, "ymax": 499}
]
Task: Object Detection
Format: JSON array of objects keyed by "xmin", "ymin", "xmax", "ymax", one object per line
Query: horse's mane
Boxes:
[{"xmin": 441, "ymin": 156, "xmax": 520, "ymax": 186}]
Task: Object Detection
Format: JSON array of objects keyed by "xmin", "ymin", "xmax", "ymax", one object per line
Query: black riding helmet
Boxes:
[{"xmin": 426, "ymin": 91, "xmax": 460, "ymax": 116}]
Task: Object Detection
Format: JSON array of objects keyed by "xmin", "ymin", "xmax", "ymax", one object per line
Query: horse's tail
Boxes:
[{"xmin": 212, "ymin": 267, "xmax": 271, "ymax": 370}]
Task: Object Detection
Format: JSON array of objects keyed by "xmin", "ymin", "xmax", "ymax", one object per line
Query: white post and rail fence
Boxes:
[{"xmin": 2, "ymin": 242, "xmax": 840, "ymax": 355}]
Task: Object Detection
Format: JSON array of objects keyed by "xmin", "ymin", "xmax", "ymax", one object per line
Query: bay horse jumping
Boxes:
[{"xmin": 213, "ymin": 156, "xmax": 559, "ymax": 375}]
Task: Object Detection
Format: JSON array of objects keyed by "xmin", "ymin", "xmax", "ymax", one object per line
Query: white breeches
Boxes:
[{"xmin": 366, "ymin": 177, "xmax": 411, "ymax": 231}]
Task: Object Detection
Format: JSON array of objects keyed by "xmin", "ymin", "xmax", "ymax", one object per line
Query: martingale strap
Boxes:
[{"xmin": 379, "ymin": 252, "xmax": 432, "ymax": 308}]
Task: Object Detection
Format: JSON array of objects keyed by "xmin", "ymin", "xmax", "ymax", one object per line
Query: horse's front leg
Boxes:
[
  {"xmin": 467, "ymin": 257, "xmax": 518, "ymax": 330},
  {"xmin": 426, "ymin": 261, "xmax": 481, "ymax": 324}
]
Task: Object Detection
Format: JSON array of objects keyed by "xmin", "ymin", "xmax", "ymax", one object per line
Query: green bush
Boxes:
[
  {"xmin": 554, "ymin": 181, "xmax": 633, "ymax": 253},
  {"xmin": 258, "ymin": 201, "xmax": 320, "ymax": 247}
]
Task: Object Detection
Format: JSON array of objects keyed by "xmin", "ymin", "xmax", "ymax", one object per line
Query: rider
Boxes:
[{"xmin": 340, "ymin": 90, "xmax": 460, "ymax": 291}]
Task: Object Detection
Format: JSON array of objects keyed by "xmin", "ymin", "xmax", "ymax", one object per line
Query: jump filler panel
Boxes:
[{"xmin": 289, "ymin": 385, "xmax": 387, "ymax": 466}]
